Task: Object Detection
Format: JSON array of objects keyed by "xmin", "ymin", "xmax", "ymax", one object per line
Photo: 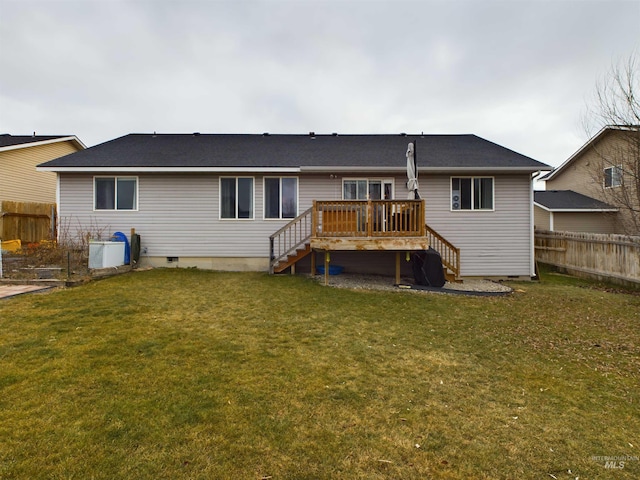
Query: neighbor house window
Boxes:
[
  {"xmin": 451, "ymin": 177, "xmax": 494, "ymax": 210},
  {"xmin": 264, "ymin": 177, "xmax": 298, "ymax": 219},
  {"xmin": 604, "ymin": 165, "xmax": 623, "ymax": 188},
  {"xmin": 94, "ymin": 176, "xmax": 137, "ymax": 210},
  {"xmin": 342, "ymin": 179, "xmax": 393, "ymax": 200},
  {"xmin": 220, "ymin": 177, "xmax": 254, "ymax": 219}
]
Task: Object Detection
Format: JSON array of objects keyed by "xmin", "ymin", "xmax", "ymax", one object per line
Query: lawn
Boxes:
[{"xmin": 0, "ymin": 268, "xmax": 638, "ymax": 479}]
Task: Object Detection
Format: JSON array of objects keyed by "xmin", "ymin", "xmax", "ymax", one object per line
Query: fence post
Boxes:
[{"xmin": 51, "ymin": 205, "xmax": 56, "ymax": 241}]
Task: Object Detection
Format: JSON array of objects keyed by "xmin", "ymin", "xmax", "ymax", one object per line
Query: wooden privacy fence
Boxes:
[
  {"xmin": 535, "ymin": 229, "xmax": 640, "ymax": 285},
  {"xmin": 0, "ymin": 201, "xmax": 56, "ymax": 244}
]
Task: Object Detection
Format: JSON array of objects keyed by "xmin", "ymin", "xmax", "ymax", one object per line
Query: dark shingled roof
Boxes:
[
  {"xmin": 0, "ymin": 134, "xmax": 71, "ymax": 148},
  {"xmin": 534, "ymin": 190, "xmax": 617, "ymax": 211},
  {"xmin": 38, "ymin": 133, "xmax": 550, "ymax": 171}
]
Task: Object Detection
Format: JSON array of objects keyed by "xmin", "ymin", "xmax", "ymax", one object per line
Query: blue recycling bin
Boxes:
[{"xmin": 111, "ymin": 231, "xmax": 130, "ymax": 265}]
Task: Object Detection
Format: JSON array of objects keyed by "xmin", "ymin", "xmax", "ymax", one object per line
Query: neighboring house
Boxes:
[
  {"xmin": 534, "ymin": 190, "xmax": 618, "ymax": 233},
  {"xmin": 540, "ymin": 126, "xmax": 640, "ymax": 234},
  {"xmin": 37, "ymin": 133, "xmax": 550, "ymax": 279},
  {"xmin": 0, "ymin": 134, "xmax": 85, "ymax": 203},
  {"xmin": 1, "ymin": 134, "xmax": 86, "ymax": 243}
]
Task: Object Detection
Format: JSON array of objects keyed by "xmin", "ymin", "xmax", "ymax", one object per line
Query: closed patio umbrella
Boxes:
[{"xmin": 406, "ymin": 141, "xmax": 419, "ymax": 199}]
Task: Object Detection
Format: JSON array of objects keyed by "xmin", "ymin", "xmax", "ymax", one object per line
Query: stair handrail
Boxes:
[
  {"xmin": 269, "ymin": 207, "xmax": 313, "ymax": 274},
  {"xmin": 425, "ymin": 224, "xmax": 460, "ymax": 279}
]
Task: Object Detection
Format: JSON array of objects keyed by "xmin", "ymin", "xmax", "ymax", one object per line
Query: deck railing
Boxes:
[
  {"xmin": 312, "ymin": 199, "xmax": 425, "ymax": 238},
  {"xmin": 425, "ymin": 224, "xmax": 461, "ymax": 279},
  {"xmin": 269, "ymin": 207, "xmax": 313, "ymax": 273}
]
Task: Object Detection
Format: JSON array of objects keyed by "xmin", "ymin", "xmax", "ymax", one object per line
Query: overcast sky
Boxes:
[{"xmin": 1, "ymin": 0, "xmax": 638, "ymax": 167}]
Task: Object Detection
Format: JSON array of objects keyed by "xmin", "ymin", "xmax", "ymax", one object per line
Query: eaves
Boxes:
[
  {"xmin": 1, "ymin": 136, "xmax": 86, "ymax": 153},
  {"xmin": 534, "ymin": 202, "xmax": 619, "ymax": 213}
]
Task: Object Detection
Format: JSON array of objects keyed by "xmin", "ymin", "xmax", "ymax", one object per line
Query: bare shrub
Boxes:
[{"xmin": 1, "ymin": 217, "xmax": 112, "ymax": 280}]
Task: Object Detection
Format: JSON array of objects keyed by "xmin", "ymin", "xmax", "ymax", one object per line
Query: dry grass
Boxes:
[{"xmin": 0, "ymin": 268, "xmax": 638, "ymax": 479}]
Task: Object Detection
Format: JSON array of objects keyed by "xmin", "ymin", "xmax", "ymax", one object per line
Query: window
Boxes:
[
  {"xmin": 451, "ymin": 177, "xmax": 493, "ymax": 210},
  {"xmin": 94, "ymin": 176, "xmax": 137, "ymax": 210},
  {"xmin": 604, "ymin": 166, "xmax": 623, "ymax": 188},
  {"xmin": 220, "ymin": 177, "xmax": 254, "ymax": 219},
  {"xmin": 342, "ymin": 179, "xmax": 393, "ymax": 200},
  {"xmin": 264, "ymin": 177, "xmax": 298, "ymax": 219}
]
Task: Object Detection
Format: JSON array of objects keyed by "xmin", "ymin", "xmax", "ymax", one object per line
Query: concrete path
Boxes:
[{"xmin": 0, "ymin": 284, "xmax": 53, "ymax": 299}]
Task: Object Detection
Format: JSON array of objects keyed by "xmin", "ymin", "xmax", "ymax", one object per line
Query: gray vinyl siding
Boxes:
[
  {"xmin": 424, "ymin": 174, "xmax": 533, "ymax": 277},
  {"xmin": 60, "ymin": 173, "xmax": 289, "ymax": 258},
  {"xmin": 302, "ymin": 173, "xmax": 534, "ymax": 277},
  {"xmin": 58, "ymin": 172, "xmax": 534, "ymax": 276},
  {"xmin": 59, "ymin": 173, "xmax": 409, "ymax": 259},
  {"xmin": 298, "ymin": 173, "xmax": 408, "ymax": 208}
]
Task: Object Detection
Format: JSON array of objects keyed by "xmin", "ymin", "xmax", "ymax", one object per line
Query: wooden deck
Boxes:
[{"xmin": 269, "ymin": 199, "xmax": 460, "ymax": 284}]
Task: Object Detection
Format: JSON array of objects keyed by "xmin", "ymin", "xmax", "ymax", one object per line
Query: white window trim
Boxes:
[
  {"xmin": 93, "ymin": 175, "xmax": 139, "ymax": 212},
  {"xmin": 604, "ymin": 165, "xmax": 623, "ymax": 188},
  {"xmin": 263, "ymin": 176, "xmax": 299, "ymax": 220},
  {"xmin": 341, "ymin": 178, "xmax": 395, "ymax": 200},
  {"xmin": 450, "ymin": 176, "xmax": 495, "ymax": 212},
  {"xmin": 219, "ymin": 176, "xmax": 255, "ymax": 220}
]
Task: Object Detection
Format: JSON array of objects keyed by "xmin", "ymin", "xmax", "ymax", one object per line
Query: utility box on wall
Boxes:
[{"xmin": 89, "ymin": 241, "xmax": 125, "ymax": 269}]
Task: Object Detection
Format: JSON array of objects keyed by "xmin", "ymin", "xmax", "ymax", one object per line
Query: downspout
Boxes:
[
  {"xmin": 56, "ymin": 173, "xmax": 61, "ymax": 243},
  {"xmin": 530, "ymin": 172, "xmax": 537, "ymax": 278}
]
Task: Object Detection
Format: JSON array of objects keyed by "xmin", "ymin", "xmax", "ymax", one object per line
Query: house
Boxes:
[
  {"xmin": 37, "ymin": 133, "xmax": 550, "ymax": 279},
  {"xmin": 1, "ymin": 134, "xmax": 85, "ymax": 244},
  {"xmin": 539, "ymin": 126, "xmax": 640, "ymax": 234},
  {"xmin": 1, "ymin": 134, "xmax": 85, "ymax": 204},
  {"xmin": 534, "ymin": 190, "xmax": 618, "ymax": 233}
]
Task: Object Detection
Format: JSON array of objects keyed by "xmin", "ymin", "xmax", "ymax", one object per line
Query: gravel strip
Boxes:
[{"xmin": 311, "ymin": 273, "xmax": 513, "ymax": 294}]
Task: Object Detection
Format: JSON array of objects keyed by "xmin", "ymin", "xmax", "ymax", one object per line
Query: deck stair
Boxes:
[
  {"xmin": 272, "ymin": 243, "xmax": 311, "ymax": 274},
  {"xmin": 269, "ymin": 207, "xmax": 313, "ymax": 274},
  {"xmin": 425, "ymin": 224, "xmax": 461, "ymax": 282}
]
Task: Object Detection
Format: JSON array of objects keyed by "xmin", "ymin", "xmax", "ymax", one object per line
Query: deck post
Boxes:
[
  {"xmin": 310, "ymin": 249, "xmax": 316, "ymax": 275},
  {"xmin": 312, "ymin": 200, "xmax": 318, "ymax": 236},
  {"xmin": 395, "ymin": 251, "xmax": 401, "ymax": 285},
  {"xmin": 324, "ymin": 251, "xmax": 330, "ymax": 286}
]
